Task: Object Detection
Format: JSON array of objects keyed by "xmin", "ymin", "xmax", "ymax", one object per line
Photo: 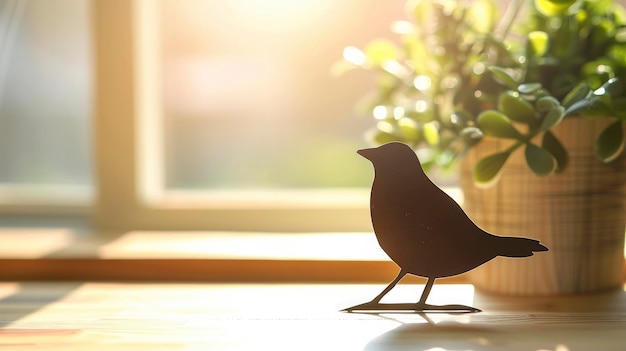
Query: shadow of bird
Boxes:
[{"xmin": 343, "ymin": 142, "xmax": 548, "ymax": 313}]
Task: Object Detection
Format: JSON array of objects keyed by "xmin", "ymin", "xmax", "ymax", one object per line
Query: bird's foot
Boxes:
[
  {"xmin": 417, "ymin": 303, "xmax": 481, "ymax": 313},
  {"xmin": 341, "ymin": 301, "xmax": 480, "ymax": 313}
]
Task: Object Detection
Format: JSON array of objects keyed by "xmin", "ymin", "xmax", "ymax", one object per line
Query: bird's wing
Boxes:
[
  {"xmin": 418, "ymin": 178, "xmax": 486, "ymax": 235},
  {"xmin": 404, "ymin": 177, "xmax": 497, "ymax": 258}
]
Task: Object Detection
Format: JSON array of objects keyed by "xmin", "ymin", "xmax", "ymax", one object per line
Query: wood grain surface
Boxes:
[{"xmin": 0, "ymin": 282, "xmax": 625, "ymax": 350}]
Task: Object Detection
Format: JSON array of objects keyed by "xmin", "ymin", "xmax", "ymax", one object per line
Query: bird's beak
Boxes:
[{"xmin": 357, "ymin": 148, "xmax": 375, "ymax": 159}]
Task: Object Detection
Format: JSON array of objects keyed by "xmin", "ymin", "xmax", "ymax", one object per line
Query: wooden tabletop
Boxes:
[{"xmin": 0, "ymin": 282, "xmax": 624, "ymax": 350}]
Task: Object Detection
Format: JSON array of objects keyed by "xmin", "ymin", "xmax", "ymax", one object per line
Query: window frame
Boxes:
[{"xmin": 92, "ymin": 0, "xmax": 370, "ymax": 232}]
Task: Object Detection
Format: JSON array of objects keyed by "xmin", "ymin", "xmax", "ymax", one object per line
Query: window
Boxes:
[
  {"xmin": 0, "ymin": 0, "xmax": 92, "ymax": 212},
  {"xmin": 0, "ymin": 0, "xmax": 504, "ymax": 231},
  {"xmin": 92, "ymin": 0, "xmax": 408, "ymax": 232},
  {"xmin": 159, "ymin": 0, "xmax": 376, "ymax": 191}
]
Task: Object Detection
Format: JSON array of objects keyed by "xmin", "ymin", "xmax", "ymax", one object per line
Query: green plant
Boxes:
[{"xmin": 340, "ymin": 0, "xmax": 626, "ymax": 185}]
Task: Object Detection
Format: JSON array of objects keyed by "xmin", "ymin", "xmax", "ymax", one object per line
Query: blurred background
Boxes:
[
  {"xmin": 0, "ymin": 0, "xmax": 411, "ymax": 200},
  {"xmin": 0, "ymin": 0, "xmax": 91, "ymax": 199}
]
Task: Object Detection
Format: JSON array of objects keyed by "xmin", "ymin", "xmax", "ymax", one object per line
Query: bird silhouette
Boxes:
[{"xmin": 344, "ymin": 142, "xmax": 548, "ymax": 312}]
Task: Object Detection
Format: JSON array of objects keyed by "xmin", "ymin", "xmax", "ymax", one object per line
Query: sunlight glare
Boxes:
[
  {"xmin": 415, "ymin": 100, "xmax": 428, "ymax": 113},
  {"xmin": 377, "ymin": 121, "xmax": 395, "ymax": 134},
  {"xmin": 0, "ymin": 283, "xmax": 20, "ymax": 300},
  {"xmin": 373, "ymin": 105, "xmax": 388, "ymax": 120},
  {"xmin": 343, "ymin": 46, "xmax": 366, "ymax": 66},
  {"xmin": 537, "ymin": 345, "xmax": 571, "ymax": 351},
  {"xmin": 222, "ymin": 0, "xmax": 334, "ymax": 28},
  {"xmin": 99, "ymin": 231, "xmax": 389, "ymax": 261},
  {"xmin": 383, "ymin": 60, "xmax": 409, "ymax": 76},
  {"xmin": 472, "ymin": 62, "xmax": 486, "ymax": 75},
  {"xmin": 393, "ymin": 106, "xmax": 405, "ymax": 120},
  {"xmin": 413, "ymin": 75, "xmax": 432, "ymax": 90},
  {"xmin": 442, "ymin": 76, "xmax": 459, "ymax": 89},
  {"xmin": 0, "ymin": 229, "xmax": 74, "ymax": 258},
  {"xmin": 450, "ymin": 113, "xmax": 460, "ymax": 124},
  {"xmin": 391, "ymin": 20, "xmax": 414, "ymax": 34}
]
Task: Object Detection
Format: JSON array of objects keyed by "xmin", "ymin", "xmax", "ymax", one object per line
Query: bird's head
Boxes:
[{"xmin": 358, "ymin": 142, "xmax": 420, "ymax": 166}]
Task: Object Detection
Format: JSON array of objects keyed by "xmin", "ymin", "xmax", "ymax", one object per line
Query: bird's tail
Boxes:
[{"xmin": 498, "ymin": 236, "xmax": 549, "ymax": 257}]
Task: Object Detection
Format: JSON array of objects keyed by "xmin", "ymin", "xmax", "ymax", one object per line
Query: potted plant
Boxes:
[{"xmin": 341, "ymin": 0, "xmax": 626, "ymax": 295}]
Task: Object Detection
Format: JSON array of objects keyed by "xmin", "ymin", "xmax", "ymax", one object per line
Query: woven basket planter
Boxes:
[{"xmin": 460, "ymin": 118, "xmax": 626, "ymax": 295}]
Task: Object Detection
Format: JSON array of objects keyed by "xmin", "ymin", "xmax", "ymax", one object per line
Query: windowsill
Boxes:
[
  {"xmin": 2, "ymin": 224, "xmax": 624, "ymax": 283},
  {"xmin": 0, "ymin": 187, "xmax": 418, "ymax": 281},
  {"xmin": 0, "ymin": 217, "xmax": 462, "ymax": 283}
]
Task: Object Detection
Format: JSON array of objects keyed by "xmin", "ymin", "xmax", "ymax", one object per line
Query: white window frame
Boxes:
[{"xmin": 92, "ymin": 0, "xmax": 370, "ymax": 232}]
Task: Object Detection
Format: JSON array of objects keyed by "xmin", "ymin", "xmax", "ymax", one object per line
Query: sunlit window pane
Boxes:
[
  {"xmin": 0, "ymin": 0, "xmax": 92, "ymax": 197},
  {"xmin": 159, "ymin": 0, "xmax": 405, "ymax": 190}
]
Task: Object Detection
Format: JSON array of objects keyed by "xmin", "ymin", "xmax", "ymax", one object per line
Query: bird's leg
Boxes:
[
  {"xmin": 415, "ymin": 277, "xmax": 481, "ymax": 313},
  {"xmin": 342, "ymin": 272, "xmax": 480, "ymax": 313},
  {"xmin": 417, "ymin": 277, "xmax": 435, "ymax": 305},
  {"xmin": 341, "ymin": 270, "xmax": 406, "ymax": 312},
  {"xmin": 371, "ymin": 269, "xmax": 407, "ymax": 303}
]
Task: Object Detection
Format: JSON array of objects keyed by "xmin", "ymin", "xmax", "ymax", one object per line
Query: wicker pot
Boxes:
[{"xmin": 460, "ymin": 118, "xmax": 626, "ymax": 295}]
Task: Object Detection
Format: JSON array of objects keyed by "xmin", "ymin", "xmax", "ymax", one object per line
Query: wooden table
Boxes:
[{"xmin": 0, "ymin": 282, "xmax": 624, "ymax": 350}]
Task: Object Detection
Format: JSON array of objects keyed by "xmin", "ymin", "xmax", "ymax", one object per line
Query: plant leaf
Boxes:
[
  {"xmin": 367, "ymin": 128, "xmax": 398, "ymax": 145},
  {"xmin": 474, "ymin": 151, "xmax": 510, "ymax": 186},
  {"xmin": 364, "ymin": 39, "xmax": 398, "ymax": 66},
  {"xmin": 478, "ymin": 110, "xmax": 524, "ymax": 139},
  {"xmin": 525, "ymin": 143, "xmax": 556, "ymax": 176},
  {"xmin": 423, "ymin": 121, "xmax": 440, "ymax": 146},
  {"xmin": 467, "ymin": 0, "xmax": 498, "ymax": 33},
  {"xmin": 533, "ymin": 0, "xmax": 576, "ymax": 16},
  {"xmin": 595, "ymin": 121, "xmax": 625, "ymax": 162},
  {"xmin": 397, "ymin": 118, "xmax": 422, "ymax": 142},
  {"xmin": 407, "ymin": 0, "xmax": 434, "ymax": 26},
  {"xmin": 596, "ymin": 77, "xmax": 623, "ymax": 97},
  {"xmin": 540, "ymin": 106, "xmax": 565, "ymax": 130},
  {"xmin": 561, "ymin": 83, "xmax": 591, "ymax": 109},
  {"xmin": 488, "ymin": 66, "xmax": 518, "ymax": 89},
  {"xmin": 498, "ymin": 91, "xmax": 535, "ymax": 123},
  {"xmin": 528, "ymin": 31, "xmax": 549, "ymax": 56},
  {"xmin": 403, "ymin": 36, "xmax": 429, "ymax": 72},
  {"xmin": 536, "ymin": 96, "xmax": 559, "ymax": 112},
  {"xmin": 564, "ymin": 98, "xmax": 593, "ymax": 116},
  {"xmin": 461, "ymin": 127, "xmax": 484, "ymax": 139},
  {"xmin": 518, "ymin": 83, "xmax": 542, "ymax": 94},
  {"xmin": 542, "ymin": 131, "xmax": 569, "ymax": 172}
]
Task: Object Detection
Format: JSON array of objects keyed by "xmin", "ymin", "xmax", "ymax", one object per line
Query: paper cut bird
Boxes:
[{"xmin": 344, "ymin": 142, "xmax": 548, "ymax": 313}]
